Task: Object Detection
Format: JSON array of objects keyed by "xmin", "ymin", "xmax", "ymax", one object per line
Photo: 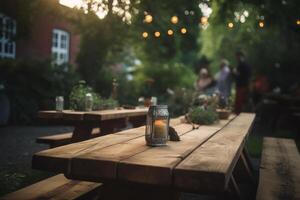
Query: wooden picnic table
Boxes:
[
  {"xmin": 32, "ymin": 113, "xmax": 255, "ymax": 200},
  {"xmin": 38, "ymin": 108, "xmax": 148, "ymax": 142}
]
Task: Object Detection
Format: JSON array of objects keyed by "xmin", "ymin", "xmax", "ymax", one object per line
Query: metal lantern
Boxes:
[{"xmin": 145, "ymin": 105, "xmax": 170, "ymax": 146}]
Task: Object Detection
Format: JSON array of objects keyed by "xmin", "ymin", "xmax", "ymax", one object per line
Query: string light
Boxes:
[
  {"xmin": 228, "ymin": 22, "xmax": 234, "ymax": 28},
  {"xmin": 259, "ymin": 21, "xmax": 264, "ymax": 28},
  {"xmin": 200, "ymin": 16, "xmax": 208, "ymax": 25},
  {"xmin": 297, "ymin": 19, "xmax": 300, "ymax": 25},
  {"xmin": 142, "ymin": 32, "xmax": 148, "ymax": 38},
  {"xmin": 171, "ymin": 16, "xmax": 179, "ymax": 24},
  {"xmin": 144, "ymin": 15, "xmax": 153, "ymax": 23},
  {"xmin": 154, "ymin": 31, "xmax": 161, "ymax": 37},
  {"xmin": 167, "ymin": 29, "xmax": 174, "ymax": 36},
  {"xmin": 180, "ymin": 28, "xmax": 187, "ymax": 34}
]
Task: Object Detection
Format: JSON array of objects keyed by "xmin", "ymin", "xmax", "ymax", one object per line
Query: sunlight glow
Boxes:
[
  {"xmin": 59, "ymin": 0, "xmax": 82, "ymax": 8},
  {"xmin": 59, "ymin": 0, "xmax": 132, "ymax": 22}
]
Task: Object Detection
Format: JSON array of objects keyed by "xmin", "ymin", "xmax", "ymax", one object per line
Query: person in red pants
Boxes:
[{"xmin": 233, "ymin": 51, "xmax": 252, "ymax": 114}]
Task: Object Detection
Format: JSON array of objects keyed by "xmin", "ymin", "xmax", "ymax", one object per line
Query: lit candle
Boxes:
[{"xmin": 154, "ymin": 120, "xmax": 167, "ymax": 138}]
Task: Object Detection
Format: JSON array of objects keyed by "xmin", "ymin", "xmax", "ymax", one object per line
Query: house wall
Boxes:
[{"xmin": 17, "ymin": 13, "xmax": 80, "ymax": 66}]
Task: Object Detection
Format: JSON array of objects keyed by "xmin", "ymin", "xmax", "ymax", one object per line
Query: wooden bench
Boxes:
[
  {"xmin": 36, "ymin": 128, "xmax": 101, "ymax": 148},
  {"xmin": 256, "ymin": 137, "xmax": 300, "ymax": 200},
  {"xmin": 0, "ymin": 174, "xmax": 102, "ymax": 200}
]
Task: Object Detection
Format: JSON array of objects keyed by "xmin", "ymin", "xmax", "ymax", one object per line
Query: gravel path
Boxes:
[{"xmin": 0, "ymin": 125, "xmax": 73, "ymax": 196}]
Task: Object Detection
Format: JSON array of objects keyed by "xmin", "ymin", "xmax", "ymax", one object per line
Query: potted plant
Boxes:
[{"xmin": 216, "ymin": 95, "xmax": 231, "ymax": 120}]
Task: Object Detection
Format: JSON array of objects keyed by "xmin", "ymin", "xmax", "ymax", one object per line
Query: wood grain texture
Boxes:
[
  {"xmin": 0, "ymin": 174, "xmax": 101, "ymax": 200},
  {"xmin": 38, "ymin": 108, "xmax": 148, "ymax": 121},
  {"xmin": 84, "ymin": 108, "xmax": 148, "ymax": 121},
  {"xmin": 173, "ymin": 113, "xmax": 255, "ymax": 193},
  {"xmin": 32, "ymin": 127, "xmax": 146, "ymax": 173},
  {"xmin": 38, "ymin": 110, "xmax": 71, "ymax": 119},
  {"xmin": 68, "ymin": 124, "xmax": 194, "ymax": 181},
  {"xmin": 256, "ymin": 137, "xmax": 300, "ymax": 200},
  {"xmin": 210, "ymin": 114, "xmax": 236, "ymax": 128},
  {"xmin": 36, "ymin": 128, "xmax": 101, "ymax": 148},
  {"xmin": 118, "ymin": 126, "xmax": 220, "ymax": 186}
]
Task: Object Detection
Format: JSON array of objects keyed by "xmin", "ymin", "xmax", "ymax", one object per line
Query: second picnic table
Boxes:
[
  {"xmin": 38, "ymin": 108, "xmax": 148, "ymax": 142},
  {"xmin": 33, "ymin": 113, "xmax": 255, "ymax": 199}
]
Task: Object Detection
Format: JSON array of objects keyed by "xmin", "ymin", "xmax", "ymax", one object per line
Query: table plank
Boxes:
[
  {"xmin": 38, "ymin": 108, "xmax": 148, "ymax": 121},
  {"xmin": 84, "ymin": 108, "xmax": 148, "ymax": 121},
  {"xmin": 256, "ymin": 137, "xmax": 300, "ymax": 200},
  {"xmin": 38, "ymin": 110, "xmax": 72, "ymax": 119},
  {"xmin": 211, "ymin": 114, "xmax": 236, "ymax": 128},
  {"xmin": 32, "ymin": 126, "xmax": 146, "ymax": 173},
  {"xmin": 118, "ymin": 126, "xmax": 220, "ymax": 186},
  {"xmin": 173, "ymin": 113, "xmax": 255, "ymax": 193},
  {"xmin": 68, "ymin": 124, "xmax": 194, "ymax": 181}
]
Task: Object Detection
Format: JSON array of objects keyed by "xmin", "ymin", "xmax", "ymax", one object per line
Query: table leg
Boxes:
[
  {"xmin": 129, "ymin": 115, "xmax": 147, "ymax": 127},
  {"xmin": 100, "ymin": 118, "xmax": 126, "ymax": 135},
  {"xmin": 100, "ymin": 182, "xmax": 180, "ymax": 200},
  {"xmin": 222, "ymin": 176, "xmax": 241, "ymax": 200},
  {"xmin": 233, "ymin": 150, "xmax": 255, "ymax": 184},
  {"xmin": 71, "ymin": 124, "xmax": 93, "ymax": 142}
]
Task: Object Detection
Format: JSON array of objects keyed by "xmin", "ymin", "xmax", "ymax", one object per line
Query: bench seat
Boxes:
[
  {"xmin": 256, "ymin": 137, "xmax": 300, "ymax": 200},
  {"xmin": 36, "ymin": 128, "xmax": 101, "ymax": 148},
  {"xmin": 1, "ymin": 174, "xmax": 102, "ymax": 200}
]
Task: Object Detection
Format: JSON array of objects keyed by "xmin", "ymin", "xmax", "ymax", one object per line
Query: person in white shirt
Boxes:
[{"xmin": 215, "ymin": 59, "xmax": 232, "ymax": 101}]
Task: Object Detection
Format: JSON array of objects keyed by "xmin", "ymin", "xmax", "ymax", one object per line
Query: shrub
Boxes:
[
  {"xmin": 0, "ymin": 59, "xmax": 79, "ymax": 124},
  {"xmin": 188, "ymin": 106, "xmax": 218, "ymax": 125}
]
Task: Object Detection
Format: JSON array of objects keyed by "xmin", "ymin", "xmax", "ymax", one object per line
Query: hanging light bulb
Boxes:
[
  {"xmin": 142, "ymin": 32, "xmax": 149, "ymax": 38},
  {"xmin": 228, "ymin": 22, "xmax": 234, "ymax": 28},
  {"xmin": 154, "ymin": 31, "xmax": 161, "ymax": 37},
  {"xmin": 259, "ymin": 21, "xmax": 264, "ymax": 28},
  {"xmin": 200, "ymin": 16, "xmax": 208, "ymax": 25},
  {"xmin": 180, "ymin": 28, "xmax": 187, "ymax": 34},
  {"xmin": 171, "ymin": 16, "xmax": 179, "ymax": 24},
  {"xmin": 167, "ymin": 29, "xmax": 174, "ymax": 36},
  {"xmin": 144, "ymin": 15, "xmax": 153, "ymax": 23}
]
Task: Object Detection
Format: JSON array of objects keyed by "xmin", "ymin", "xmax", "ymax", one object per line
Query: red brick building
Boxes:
[{"xmin": 0, "ymin": 0, "xmax": 80, "ymax": 66}]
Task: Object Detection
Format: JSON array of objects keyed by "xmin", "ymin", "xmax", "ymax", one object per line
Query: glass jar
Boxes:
[
  {"xmin": 145, "ymin": 105, "xmax": 169, "ymax": 146},
  {"xmin": 85, "ymin": 93, "xmax": 93, "ymax": 111},
  {"xmin": 55, "ymin": 96, "xmax": 64, "ymax": 112}
]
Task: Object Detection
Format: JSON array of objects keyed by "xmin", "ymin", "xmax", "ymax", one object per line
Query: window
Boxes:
[
  {"xmin": 0, "ymin": 13, "xmax": 17, "ymax": 59},
  {"xmin": 52, "ymin": 29, "xmax": 69, "ymax": 65}
]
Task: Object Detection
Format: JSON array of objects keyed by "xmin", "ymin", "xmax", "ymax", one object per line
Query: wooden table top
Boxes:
[
  {"xmin": 38, "ymin": 108, "xmax": 149, "ymax": 121},
  {"xmin": 32, "ymin": 113, "xmax": 255, "ymax": 194}
]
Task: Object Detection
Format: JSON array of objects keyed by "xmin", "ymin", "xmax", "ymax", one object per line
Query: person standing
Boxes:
[
  {"xmin": 233, "ymin": 51, "xmax": 252, "ymax": 114},
  {"xmin": 215, "ymin": 59, "xmax": 232, "ymax": 102},
  {"xmin": 195, "ymin": 68, "xmax": 215, "ymax": 94}
]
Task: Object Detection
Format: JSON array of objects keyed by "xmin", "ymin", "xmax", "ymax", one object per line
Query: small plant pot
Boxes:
[{"xmin": 217, "ymin": 109, "xmax": 231, "ymax": 120}]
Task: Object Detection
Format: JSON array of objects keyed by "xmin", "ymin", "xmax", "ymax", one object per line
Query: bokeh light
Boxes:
[
  {"xmin": 200, "ymin": 16, "xmax": 208, "ymax": 25},
  {"xmin": 171, "ymin": 16, "xmax": 179, "ymax": 24},
  {"xmin": 142, "ymin": 32, "xmax": 148, "ymax": 38},
  {"xmin": 154, "ymin": 31, "xmax": 161, "ymax": 37},
  {"xmin": 228, "ymin": 22, "xmax": 234, "ymax": 28},
  {"xmin": 259, "ymin": 21, "xmax": 264, "ymax": 28},
  {"xmin": 144, "ymin": 15, "xmax": 153, "ymax": 23},
  {"xmin": 167, "ymin": 29, "xmax": 174, "ymax": 36},
  {"xmin": 180, "ymin": 28, "xmax": 187, "ymax": 34}
]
